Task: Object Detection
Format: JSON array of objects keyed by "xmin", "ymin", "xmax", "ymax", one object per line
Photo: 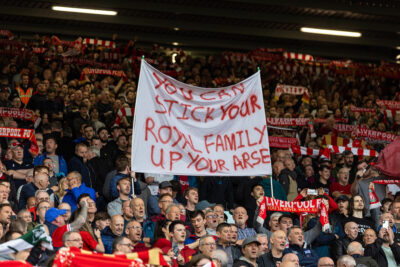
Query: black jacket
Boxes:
[
  {"xmin": 331, "ymin": 236, "xmax": 357, "ymax": 262},
  {"xmin": 235, "ymin": 176, "xmax": 262, "ymax": 228},
  {"xmin": 199, "ymin": 176, "xmax": 234, "ymax": 210},
  {"xmin": 364, "ymin": 238, "xmax": 400, "ymax": 267},
  {"xmin": 257, "ymin": 251, "xmax": 280, "ymax": 267},
  {"xmin": 233, "ymin": 258, "xmax": 255, "ymax": 267},
  {"xmin": 351, "ymin": 254, "xmax": 379, "ymax": 267}
]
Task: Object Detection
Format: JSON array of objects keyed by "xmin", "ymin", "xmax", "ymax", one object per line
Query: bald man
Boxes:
[
  {"xmin": 332, "ymin": 222, "xmax": 359, "ymax": 261},
  {"xmin": 317, "ymin": 257, "xmax": 334, "ymax": 267},
  {"xmin": 101, "ymin": 215, "xmax": 124, "ymax": 254},
  {"xmin": 347, "ymin": 241, "xmax": 378, "ymax": 267},
  {"xmin": 257, "ymin": 230, "xmax": 286, "ymax": 267},
  {"xmin": 282, "ymin": 253, "xmax": 299, "ymax": 267}
]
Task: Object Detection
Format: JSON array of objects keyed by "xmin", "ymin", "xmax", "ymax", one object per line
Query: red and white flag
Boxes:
[
  {"xmin": 327, "ymin": 145, "xmax": 379, "ymax": 157},
  {"xmin": 283, "ymin": 52, "xmax": 314, "ymax": 62},
  {"xmin": 274, "ymin": 84, "xmax": 309, "ymax": 100}
]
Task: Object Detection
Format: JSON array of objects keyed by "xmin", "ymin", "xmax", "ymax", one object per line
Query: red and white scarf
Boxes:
[
  {"xmin": 80, "ymin": 68, "xmax": 128, "ymax": 81},
  {"xmin": 266, "ymin": 118, "xmax": 310, "ymax": 126},
  {"xmin": 82, "ymin": 38, "xmax": 116, "ymax": 48},
  {"xmin": 268, "ymin": 136, "xmax": 298, "ymax": 148},
  {"xmin": 274, "ymin": 84, "xmax": 309, "ymax": 100},
  {"xmin": 114, "ymin": 108, "xmax": 135, "ymax": 126},
  {"xmin": 376, "ymin": 100, "xmax": 400, "ymax": 110},
  {"xmin": 257, "ymin": 197, "xmax": 329, "ymax": 231},
  {"xmin": 352, "ymin": 126, "xmax": 397, "ymax": 143},
  {"xmin": 327, "ymin": 145, "xmax": 379, "ymax": 157},
  {"xmin": 290, "ymin": 145, "xmax": 331, "ymax": 160},
  {"xmin": 350, "ymin": 106, "xmax": 376, "ymax": 114}
]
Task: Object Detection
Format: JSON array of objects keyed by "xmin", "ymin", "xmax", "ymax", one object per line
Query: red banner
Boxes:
[
  {"xmin": 269, "ymin": 136, "xmax": 298, "ymax": 148},
  {"xmin": 350, "ymin": 106, "xmax": 376, "ymax": 114},
  {"xmin": 266, "ymin": 118, "xmax": 310, "ymax": 126},
  {"xmin": 0, "ymin": 108, "xmax": 37, "ymax": 122},
  {"xmin": 0, "ymin": 127, "xmax": 38, "ymax": 154},
  {"xmin": 353, "ymin": 126, "xmax": 397, "ymax": 143},
  {"xmin": 80, "ymin": 68, "xmax": 128, "ymax": 81},
  {"xmin": 333, "ymin": 124, "xmax": 356, "ymax": 133},
  {"xmin": 377, "ymin": 100, "xmax": 400, "ymax": 110},
  {"xmin": 53, "ymin": 247, "xmax": 168, "ymax": 267}
]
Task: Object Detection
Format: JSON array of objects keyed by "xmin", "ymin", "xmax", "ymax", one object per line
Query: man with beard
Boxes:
[
  {"xmin": 332, "ymin": 222, "xmax": 359, "ymax": 262},
  {"xmin": 97, "ymin": 127, "xmax": 109, "ymax": 147},
  {"xmin": 364, "ymin": 219, "xmax": 400, "ymax": 267},
  {"xmin": 233, "ymin": 206, "xmax": 256, "ymax": 241},
  {"xmin": 283, "ymin": 226, "xmax": 319, "ymax": 267},
  {"xmin": 107, "ymin": 176, "xmax": 131, "ymax": 217},
  {"xmin": 345, "ymin": 195, "xmax": 374, "ymax": 237},
  {"xmin": 125, "ymin": 220, "xmax": 146, "ymax": 252},
  {"xmin": 351, "ymin": 164, "xmax": 385, "ymax": 226},
  {"xmin": 330, "ymin": 168, "xmax": 352, "ymax": 199},
  {"xmin": 169, "ymin": 220, "xmax": 196, "ymax": 264},
  {"xmin": 257, "ymin": 230, "xmax": 287, "ymax": 267},
  {"xmin": 233, "ymin": 237, "xmax": 260, "ymax": 267}
]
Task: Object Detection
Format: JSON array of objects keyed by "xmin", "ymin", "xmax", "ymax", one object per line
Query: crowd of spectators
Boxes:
[{"xmin": 0, "ymin": 34, "xmax": 400, "ymax": 267}]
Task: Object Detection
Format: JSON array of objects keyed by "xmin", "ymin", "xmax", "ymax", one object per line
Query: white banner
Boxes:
[{"xmin": 131, "ymin": 61, "xmax": 272, "ymax": 176}]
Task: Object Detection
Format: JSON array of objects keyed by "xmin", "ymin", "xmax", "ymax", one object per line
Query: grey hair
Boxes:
[
  {"xmin": 34, "ymin": 189, "xmax": 49, "ymax": 198},
  {"xmin": 270, "ymin": 212, "xmax": 283, "ymax": 219},
  {"xmin": 287, "ymin": 225, "xmax": 303, "ymax": 236},
  {"xmin": 212, "ymin": 250, "xmax": 229, "ymax": 267},
  {"xmin": 62, "ymin": 231, "xmax": 81, "ymax": 246},
  {"xmin": 346, "ymin": 241, "xmax": 364, "ymax": 255},
  {"xmin": 199, "ymin": 235, "xmax": 215, "ymax": 246},
  {"xmin": 337, "ymin": 255, "xmax": 356, "ymax": 267},
  {"xmin": 255, "ymin": 233, "xmax": 269, "ymax": 239},
  {"xmin": 165, "ymin": 203, "xmax": 180, "ymax": 214},
  {"xmin": 89, "ymin": 146, "xmax": 100, "ymax": 157}
]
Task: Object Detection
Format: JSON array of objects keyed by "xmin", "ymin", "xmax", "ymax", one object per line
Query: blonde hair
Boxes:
[{"xmin": 56, "ymin": 177, "xmax": 68, "ymax": 200}]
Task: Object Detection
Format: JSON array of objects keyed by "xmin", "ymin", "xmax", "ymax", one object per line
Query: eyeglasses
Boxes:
[
  {"xmin": 120, "ymin": 243, "xmax": 134, "ymax": 248},
  {"xmin": 202, "ymin": 243, "xmax": 216, "ymax": 247},
  {"xmin": 207, "ymin": 215, "xmax": 217, "ymax": 219},
  {"xmin": 128, "ymin": 226, "xmax": 143, "ymax": 230},
  {"xmin": 38, "ymin": 206, "xmax": 50, "ymax": 211},
  {"xmin": 67, "ymin": 239, "xmax": 82, "ymax": 242}
]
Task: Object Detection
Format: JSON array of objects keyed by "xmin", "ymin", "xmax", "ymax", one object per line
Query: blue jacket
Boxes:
[
  {"xmin": 284, "ymin": 244, "xmax": 319, "ymax": 267},
  {"xmin": 101, "ymin": 226, "xmax": 118, "ymax": 254},
  {"xmin": 62, "ymin": 183, "xmax": 96, "ymax": 212},
  {"xmin": 34, "ymin": 153, "xmax": 68, "ymax": 176},
  {"xmin": 142, "ymin": 219, "xmax": 155, "ymax": 244},
  {"xmin": 109, "ymin": 173, "xmax": 142, "ymax": 200}
]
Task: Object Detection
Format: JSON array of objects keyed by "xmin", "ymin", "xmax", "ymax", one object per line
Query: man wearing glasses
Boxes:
[
  {"xmin": 199, "ymin": 235, "xmax": 217, "ymax": 257},
  {"xmin": 125, "ymin": 220, "xmax": 146, "ymax": 252},
  {"xmin": 63, "ymin": 231, "xmax": 83, "ymax": 249},
  {"xmin": 112, "ymin": 236, "xmax": 134, "ymax": 255}
]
